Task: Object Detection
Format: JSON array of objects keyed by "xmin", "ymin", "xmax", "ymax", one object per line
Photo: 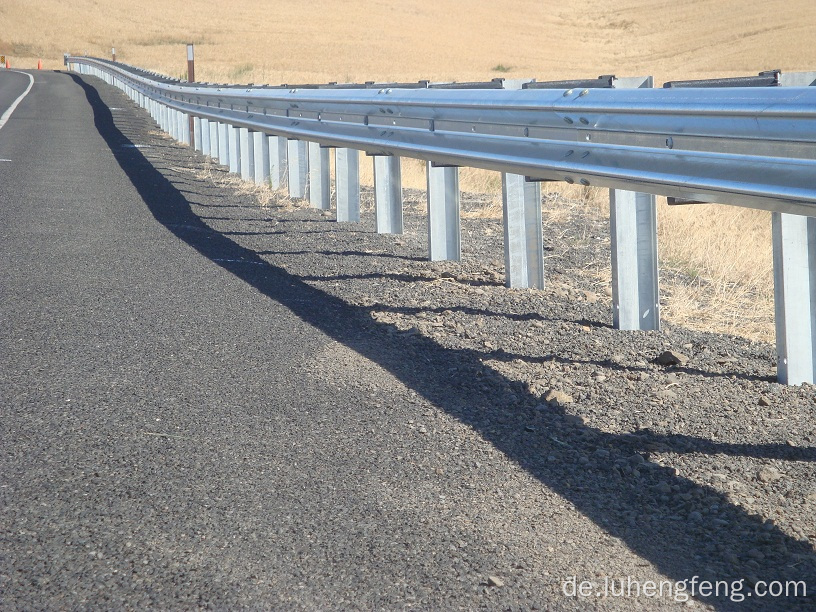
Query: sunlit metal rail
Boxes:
[{"xmin": 65, "ymin": 56, "xmax": 816, "ymax": 385}]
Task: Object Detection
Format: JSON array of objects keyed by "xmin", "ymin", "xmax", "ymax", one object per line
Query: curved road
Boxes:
[{"xmin": 0, "ymin": 70, "xmax": 33, "ymax": 131}]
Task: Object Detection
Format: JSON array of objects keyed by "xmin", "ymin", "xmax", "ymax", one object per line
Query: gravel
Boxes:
[{"xmin": 2, "ymin": 73, "xmax": 814, "ymax": 610}]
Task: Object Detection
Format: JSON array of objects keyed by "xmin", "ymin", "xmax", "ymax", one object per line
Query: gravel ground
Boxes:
[{"xmin": 4, "ymin": 73, "xmax": 815, "ymax": 610}]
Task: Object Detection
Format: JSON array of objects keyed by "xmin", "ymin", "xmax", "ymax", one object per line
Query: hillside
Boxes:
[{"xmin": 2, "ymin": 0, "xmax": 815, "ymax": 84}]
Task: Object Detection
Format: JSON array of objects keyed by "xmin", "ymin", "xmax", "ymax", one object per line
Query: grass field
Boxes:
[{"xmin": 3, "ymin": 0, "xmax": 814, "ymax": 341}]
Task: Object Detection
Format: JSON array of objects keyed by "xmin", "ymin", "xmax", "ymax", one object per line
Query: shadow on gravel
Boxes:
[
  {"xmin": 257, "ymin": 249, "xmax": 429, "ymax": 262},
  {"xmin": 298, "ymin": 272, "xmax": 504, "ymax": 288},
  {"xmin": 73, "ymin": 73, "xmax": 816, "ymax": 610},
  {"xmin": 484, "ymin": 348, "xmax": 776, "ymax": 385}
]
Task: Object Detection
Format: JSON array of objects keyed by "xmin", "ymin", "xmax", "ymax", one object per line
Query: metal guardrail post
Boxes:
[
  {"xmin": 335, "ymin": 148, "xmax": 360, "ymax": 222},
  {"xmin": 218, "ymin": 122, "xmax": 229, "ymax": 166},
  {"xmin": 308, "ymin": 142, "xmax": 331, "ymax": 210},
  {"xmin": 239, "ymin": 128, "xmax": 254, "ymax": 181},
  {"xmin": 610, "ymin": 189, "xmax": 659, "ymax": 330},
  {"xmin": 287, "ymin": 139, "xmax": 308, "ymax": 198},
  {"xmin": 269, "ymin": 136, "xmax": 287, "ymax": 190},
  {"xmin": 173, "ymin": 109, "xmax": 182, "ymax": 141},
  {"xmin": 209, "ymin": 122, "xmax": 219, "ymax": 161},
  {"xmin": 253, "ymin": 132, "xmax": 270, "ymax": 186},
  {"xmin": 772, "ymin": 71, "xmax": 816, "ymax": 385},
  {"xmin": 181, "ymin": 112, "xmax": 191, "ymax": 145},
  {"xmin": 426, "ymin": 163, "xmax": 461, "ymax": 261},
  {"xmin": 772, "ymin": 213, "xmax": 816, "ymax": 385},
  {"xmin": 502, "ymin": 173, "xmax": 544, "ymax": 288},
  {"xmin": 610, "ymin": 77, "xmax": 660, "ymax": 331},
  {"xmin": 373, "ymin": 155, "xmax": 403, "ymax": 234},
  {"xmin": 500, "ymin": 79, "xmax": 542, "ymax": 287},
  {"xmin": 200, "ymin": 118, "xmax": 210, "ymax": 156},
  {"xmin": 228, "ymin": 124, "xmax": 241, "ymax": 174},
  {"xmin": 193, "ymin": 117, "xmax": 202, "ymax": 152}
]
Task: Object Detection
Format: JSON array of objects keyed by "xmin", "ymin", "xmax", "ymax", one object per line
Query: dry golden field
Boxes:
[{"xmin": 3, "ymin": 0, "xmax": 815, "ymax": 341}]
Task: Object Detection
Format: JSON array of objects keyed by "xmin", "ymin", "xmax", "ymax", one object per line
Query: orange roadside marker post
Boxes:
[{"xmin": 38, "ymin": 59, "xmax": 42, "ymax": 70}]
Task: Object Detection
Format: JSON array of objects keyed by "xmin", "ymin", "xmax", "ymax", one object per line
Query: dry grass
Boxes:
[
  {"xmin": 4, "ymin": 0, "xmax": 815, "ymax": 83},
  {"xmin": 658, "ymin": 201, "xmax": 774, "ymax": 342},
  {"xmin": 4, "ymin": 0, "xmax": 808, "ymax": 341}
]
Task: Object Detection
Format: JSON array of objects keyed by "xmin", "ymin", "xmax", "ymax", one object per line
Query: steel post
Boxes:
[
  {"xmin": 610, "ymin": 189, "xmax": 660, "ymax": 330},
  {"xmin": 253, "ymin": 132, "xmax": 270, "ymax": 186},
  {"xmin": 209, "ymin": 121, "xmax": 219, "ymax": 161},
  {"xmin": 335, "ymin": 148, "xmax": 360, "ymax": 222},
  {"xmin": 374, "ymin": 156, "xmax": 403, "ymax": 234},
  {"xmin": 218, "ymin": 122, "xmax": 229, "ymax": 166},
  {"xmin": 502, "ymin": 173, "xmax": 544, "ymax": 289},
  {"xmin": 610, "ymin": 76, "xmax": 660, "ymax": 330},
  {"xmin": 426, "ymin": 163, "xmax": 461, "ymax": 261},
  {"xmin": 171, "ymin": 109, "xmax": 180, "ymax": 140},
  {"xmin": 193, "ymin": 116, "xmax": 202, "ymax": 152},
  {"xmin": 200, "ymin": 118, "xmax": 210, "ymax": 156},
  {"xmin": 308, "ymin": 142, "xmax": 331, "ymax": 210},
  {"xmin": 287, "ymin": 139, "xmax": 308, "ymax": 198},
  {"xmin": 181, "ymin": 112, "xmax": 191, "ymax": 145},
  {"xmin": 269, "ymin": 136, "xmax": 288, "ymax": 189},
  {"xmin": 772, "ymin": 213, "xmax": 816, "ymax": 385},
  {"xmin": 240, "ymin": 128, "xmax": 254, "ymax": 181},
  {"xmin": 228, "ymin": 124, "xmax": 241, "ymax": 175}
]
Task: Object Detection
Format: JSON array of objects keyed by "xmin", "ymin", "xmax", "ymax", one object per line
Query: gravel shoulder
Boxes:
[{"xmin": 2, "ymin": 73, "xmax": 814, "ymax": 610}]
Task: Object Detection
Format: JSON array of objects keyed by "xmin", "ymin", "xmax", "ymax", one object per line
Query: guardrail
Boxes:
[{"xmin": 65, "ymin": 56, "xmax": 816, "ymax": 385}]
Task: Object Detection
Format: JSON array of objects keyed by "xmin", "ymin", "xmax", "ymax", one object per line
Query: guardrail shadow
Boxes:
[{"xmin": 71, "ymin": 73, "xmax": 816, "ymax": 610}]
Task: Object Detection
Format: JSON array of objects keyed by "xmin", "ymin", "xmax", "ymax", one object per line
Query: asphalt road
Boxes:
[
  {"xmin": 0, "ymin": 71, "xmax": 552, "ymax": 609},
  {"xmin": 0, "ymin": 71, "xmax": 33, "ymax": 131}
]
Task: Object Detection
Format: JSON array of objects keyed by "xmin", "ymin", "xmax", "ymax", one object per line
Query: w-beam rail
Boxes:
[{"xmin": 65, "ymin": 56, "xmax": 816, "ymax": 385}]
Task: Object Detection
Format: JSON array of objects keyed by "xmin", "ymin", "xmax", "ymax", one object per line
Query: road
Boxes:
[
  {"xmin": 0, "ymin": 71, "xmax": 33, "ymax": 132},
  {"xmin": 1, "ymin": 70, "xmax": 814, "ymax": 610}
]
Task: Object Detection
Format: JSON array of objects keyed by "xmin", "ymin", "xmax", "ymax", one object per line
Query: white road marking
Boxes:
[
  {"xmin": 0, "ymin": 158, "xmax": 12, "ymax": 162},
  {"xmin": 0, "ymin": 71, "xmax": 35, "ymax": 132}
]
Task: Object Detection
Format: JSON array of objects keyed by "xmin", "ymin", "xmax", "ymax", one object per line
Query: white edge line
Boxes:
[{"xmin": 0, "ymin": 71, "xmax": 35, "ymax": 131}]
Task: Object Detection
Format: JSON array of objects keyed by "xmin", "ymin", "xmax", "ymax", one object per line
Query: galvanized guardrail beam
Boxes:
[{"xmin": 66, "ymin": 57, "xmax": 816, "ymax": 385}]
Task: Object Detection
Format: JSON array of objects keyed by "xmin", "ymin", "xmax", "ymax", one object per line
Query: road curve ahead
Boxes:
[{"xmin": 0, "ymin": 70, "xmax": 34, "ymax": 132}]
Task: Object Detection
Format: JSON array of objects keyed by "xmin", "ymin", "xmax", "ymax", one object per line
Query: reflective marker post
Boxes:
[{"xmin": 186, "ymin": 44, "xmax": 196, "ymax": 149}]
